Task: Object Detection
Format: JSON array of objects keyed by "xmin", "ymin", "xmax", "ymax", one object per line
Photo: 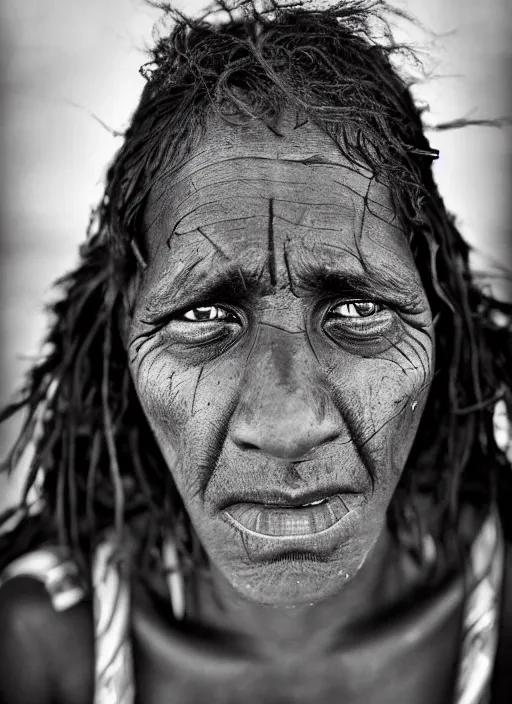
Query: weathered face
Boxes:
[{"xmin": 127, "ymin": 114, "xmax": 434, "ymax": 605}]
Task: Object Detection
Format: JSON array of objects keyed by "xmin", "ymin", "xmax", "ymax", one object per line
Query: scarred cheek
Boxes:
[
  {"xmin": 131, "ymin": 342, "xmax": 244, "ymax": 440},
  {"xmin": 324, "ymin": 353, "xmax": 429, "ymax": 475},
  {"xmin": 133, "ymin": 350, "xmax": 249, "ymax": 500},
  {"xmin": 131, "ymin": 351, "xmax": 188, "ymax": 436},
  {"xmin": 371, "ymin": 367, "xmax": 430, "ymax": 467},
  {"xmin": 370, "ymin": 373, "xmax": 422, "ymax": 432}
]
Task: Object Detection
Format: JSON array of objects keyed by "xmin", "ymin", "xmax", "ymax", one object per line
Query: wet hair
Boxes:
[{"xmin": 1, "ymin": 0, "xmax": 511, "ymax": 574}]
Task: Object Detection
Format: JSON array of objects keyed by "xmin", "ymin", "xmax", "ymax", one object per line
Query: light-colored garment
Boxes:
[
  {"xmin": 456, "ymin": 511, "xmax": 504, "ymax": 704},
  {"xmin": 0, "ymin": 512, "xmax": 504, "ymax": 704},
  {"xmin": 92, "ymin": 540, "xmax": 135, "ymax": 704}
]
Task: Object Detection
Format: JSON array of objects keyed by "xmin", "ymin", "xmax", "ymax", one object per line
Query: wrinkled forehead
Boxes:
[{"xmin": 143, "ymin": 113, "xmax": 414, "ymax": 276}]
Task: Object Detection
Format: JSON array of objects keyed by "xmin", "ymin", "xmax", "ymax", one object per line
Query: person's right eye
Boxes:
[
  {"xmin": 159, "ymin": 303, "xmax": 243, "ymax": 356},
  {"xmin": 180, "ymin": 305, "xmax": 237, "ymax": 322}
]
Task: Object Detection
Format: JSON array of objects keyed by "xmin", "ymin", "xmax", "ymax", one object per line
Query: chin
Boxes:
[{"xmin": 226, "ymin": 549, "xmax": 366, "ymax": 606}]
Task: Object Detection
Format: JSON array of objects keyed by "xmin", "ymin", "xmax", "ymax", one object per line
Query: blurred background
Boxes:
[{"xmin": 0, "ymin": 0, "xmax": 511, "ymax": 510}]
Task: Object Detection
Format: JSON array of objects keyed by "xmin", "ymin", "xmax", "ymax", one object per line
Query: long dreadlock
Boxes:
[{"xmin": 1, "ymin": 0, "xmax": 511, "ymax": 577}]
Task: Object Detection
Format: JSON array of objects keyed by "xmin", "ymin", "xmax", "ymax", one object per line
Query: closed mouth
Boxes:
[{"xmin": 223, "ymin": 494, "xmax": 352, "ymax": 539}]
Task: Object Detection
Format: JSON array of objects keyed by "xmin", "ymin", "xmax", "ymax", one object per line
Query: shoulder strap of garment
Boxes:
[
  {"xmin": 454, "ymin": 508, "xmax": 505, "ymax": 704},
  {"xmin": 489, "ymin": 539, "xmax": 512, "ymax": 701},
  {"xmin": 162, "ymin": 531, "xmax": 186, "ymax": 620},
  {"xmin": 0, "ymin": 545, "xmax": 86, "ymax": 611},
  {"xmin": 91, "ymin": 528, "xmax": 185, "ymax": 704},
  {"xmin": 92, "ymin": 534, "xmax": 135, "ymax": 704}
]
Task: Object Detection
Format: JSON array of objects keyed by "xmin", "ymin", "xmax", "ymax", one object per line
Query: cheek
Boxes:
[
  {"xmin": 129, "ymin": 342, "xmax": 243, "ymax": 493},
  {"xmin": 326, "ymin": 341, "xmax": 432, "ymax": 485},
  {"xmin": 366, "ymin": 372, "xmax": 424, "ymax": 469}
]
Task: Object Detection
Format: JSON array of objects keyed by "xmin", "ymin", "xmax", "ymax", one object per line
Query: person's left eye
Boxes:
[
  {"xmin": 328, "ymin": 301, "xmax": 383, "ymax": 319},
  {"xmin": 181, "ymin": 305, "xmax": 236, "ymax": 322},
  {"xmin": 323, "ymin": 299, "xmax": 395, "ymax": 348}
]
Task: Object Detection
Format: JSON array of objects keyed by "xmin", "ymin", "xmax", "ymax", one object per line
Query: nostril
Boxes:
[
  {"xmin": 236, "ymin": 440, "xmax": 260, "ymax": 452},
  {"xmin": 318, "ymin": 431, "xmax": 340, "ymax": 447}
]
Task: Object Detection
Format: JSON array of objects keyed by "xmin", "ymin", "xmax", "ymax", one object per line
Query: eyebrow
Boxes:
[
  {"xmin": 143, "ymin": 263, "xmax": 255, "ymax": 320},
  {"xmin": 143, "ymin": 255, "xmax": 422, "ymax": 322},
  {"xmin": 293, "ymin": 266, "xmax": 422, "ymax": 308}
]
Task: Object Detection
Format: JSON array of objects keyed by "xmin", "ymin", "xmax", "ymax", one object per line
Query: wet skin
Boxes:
[{"xmin": 126, "ymin": 114, "xmax": 434, "ymax": 633}]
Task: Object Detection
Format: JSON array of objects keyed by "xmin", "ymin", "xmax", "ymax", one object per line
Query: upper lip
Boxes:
[{"xmin": 220, "ymin": 487, "xmax": 360, "ymax": 510}]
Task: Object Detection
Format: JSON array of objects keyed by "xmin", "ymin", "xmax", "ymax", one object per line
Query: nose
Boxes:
[
  {"xmin": 231, "ymin": 393, "xmax": 341, "ymax": 460},
  {"xmin": 229, "ymin": 329, "xmax": 343, "ymax": 460}
]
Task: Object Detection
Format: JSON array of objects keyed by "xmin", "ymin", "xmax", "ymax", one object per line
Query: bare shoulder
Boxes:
[{"xmin": 0, "ymin": 574, "xmax": 94, "ymax": 704}]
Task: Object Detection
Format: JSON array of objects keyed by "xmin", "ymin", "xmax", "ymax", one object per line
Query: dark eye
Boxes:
[
  {"xmin": 328, "ymin": 301, "xmax": 382, "ymax": 318},
  {"xmin": 181, "ymin": 305, "xmax": 236, "ymax": 322}
]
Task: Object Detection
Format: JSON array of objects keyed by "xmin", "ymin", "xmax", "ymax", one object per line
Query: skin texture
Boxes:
[{"xmin": 126, "ymin": 113, "xmax": 434, "ymax": 638}]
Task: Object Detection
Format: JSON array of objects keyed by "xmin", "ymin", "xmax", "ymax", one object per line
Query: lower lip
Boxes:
[{"xmin": 223, "ymin": 494, "xmax": 353, "ymax": 540}]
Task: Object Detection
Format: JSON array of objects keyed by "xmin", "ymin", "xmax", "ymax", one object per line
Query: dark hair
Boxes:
[{"xmin": 1, "ymin": 0, "xmax": 511, "ymax": 574}]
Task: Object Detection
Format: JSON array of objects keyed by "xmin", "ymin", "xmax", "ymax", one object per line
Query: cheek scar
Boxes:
[
  {"xmin": 267, "ymin": 198, "xmax": 277, "ymax": 286},
  {"xmin": 191, "ymin": 366, "xmax": 204, "ymax": 415}
]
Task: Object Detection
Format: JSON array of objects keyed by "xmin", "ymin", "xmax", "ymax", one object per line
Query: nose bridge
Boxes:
[
  {"xmin": 229, "ymin": 324, "xmax": 340, "ymax": 459},
  {"xmin": 262, "ymin": 326, "xmax": 304, "ymax": 397},
  {"xmin": 248, "ymin": 324, "xmax": 320, "ymax": 411}
]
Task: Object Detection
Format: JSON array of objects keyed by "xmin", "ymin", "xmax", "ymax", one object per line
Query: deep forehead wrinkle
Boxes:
[
  {"xmin": 168, "ymin": 197, "xmax": 358, "ymax": 244},
  {"xmin": 167, "ymin": 195, "xmax": 398, "ymax": 264},
  {"xmin": 154, "ymin": 152, "xmax": 371, "ymax": 198},
  {"xmin": 148, "ymin": 156, "xmax": 381, "ymax": 228},
  {"xmin": 149, "ymin": 167, "xmax": 395, "ymax": 256},
  {"xmin": 146, "ymin": 109, "xmax": 388, "ymax": 230},
  {"xmin": 146, "ymin": 186, "xmax": 415, "ymax": 307}
]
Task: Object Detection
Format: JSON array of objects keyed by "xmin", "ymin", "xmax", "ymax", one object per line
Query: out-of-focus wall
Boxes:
[
  {"xmin": 0, "ymin": 0, "xmax": 511, "ymax": 509},
  {"xmin": 402, "ymin": 0, "xmax": 511, "ymax": 290}
]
